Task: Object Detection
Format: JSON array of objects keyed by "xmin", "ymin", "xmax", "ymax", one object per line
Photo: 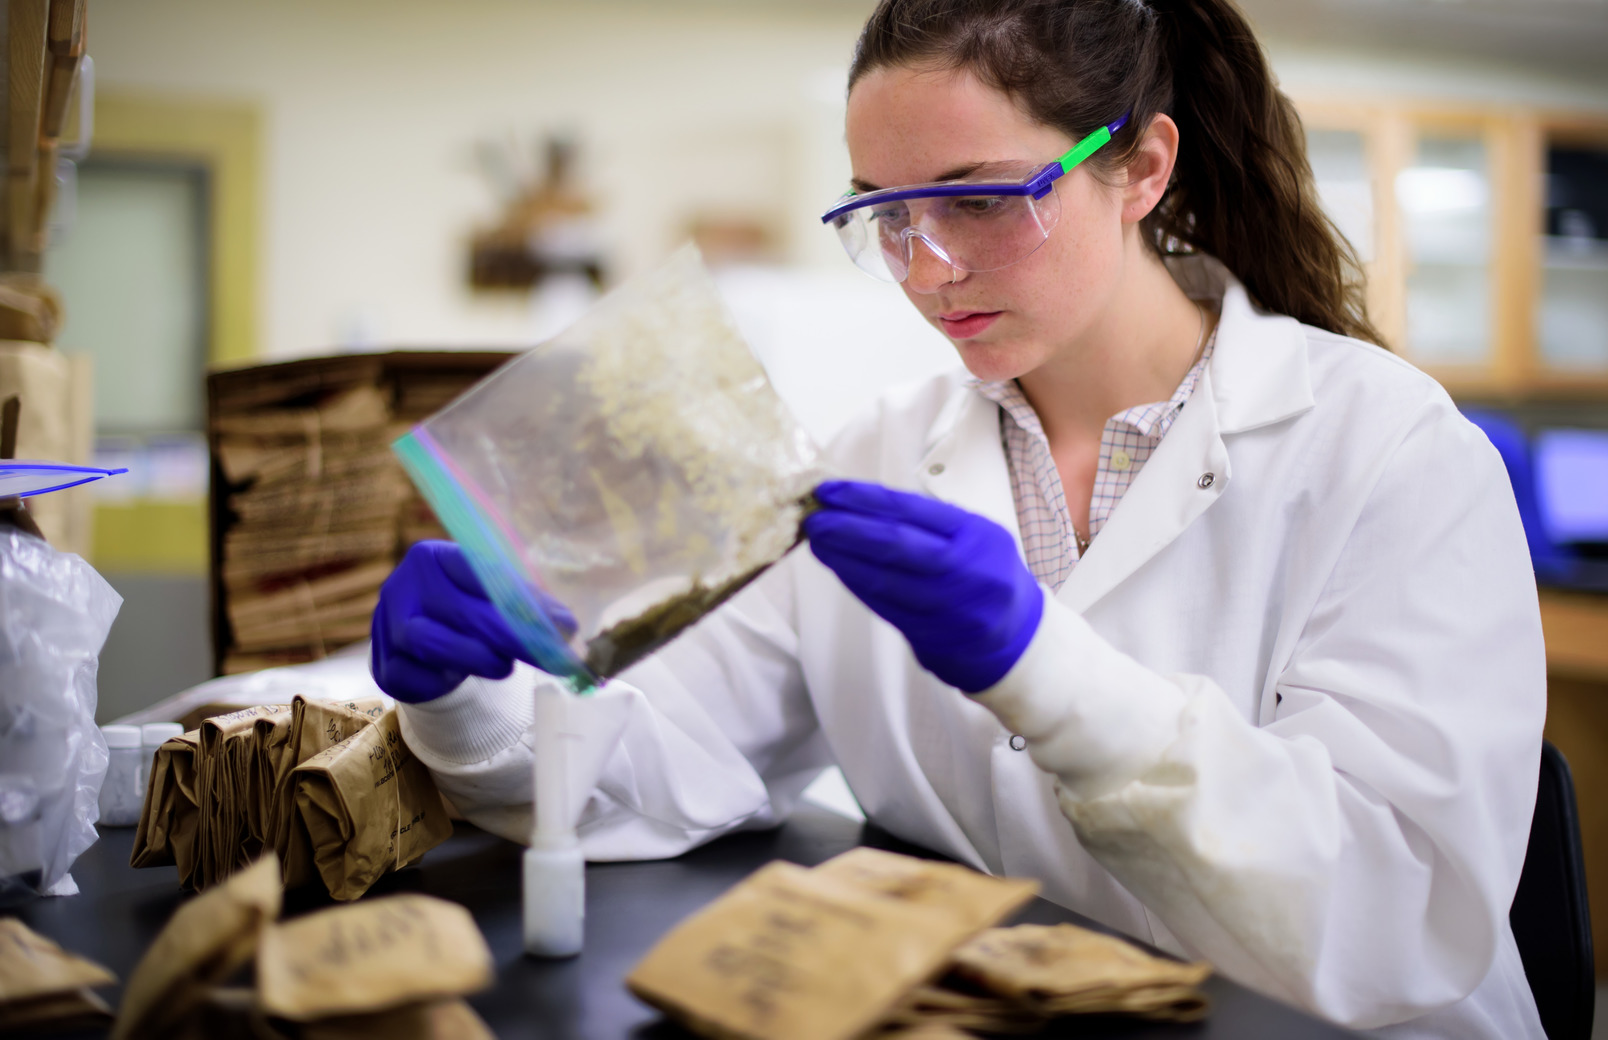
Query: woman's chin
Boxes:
[{"xmin": 954, "ymin": 339, "xmax": 1040, "ymax": 384}]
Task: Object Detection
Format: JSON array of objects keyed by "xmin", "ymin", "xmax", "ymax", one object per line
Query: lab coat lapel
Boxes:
[
  {"xmin": 916, "ymin": 389, "xmax": 1022, "ymax": 548},
  {"xmin": 1056, "ymin": 365, "xmax": 1229, "ymax": 614},
  {"xmin": 1059, "ymin": 275, "xmax": 1315, "ymax": 614}
]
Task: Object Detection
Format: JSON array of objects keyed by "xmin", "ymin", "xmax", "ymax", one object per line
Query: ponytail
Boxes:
[
  {"xmin": 1146, "ymin": 0, "xmax": 1383, "ymax": 345},
  {"xmin": 850, "ymin": 0, "xmax": 1387, "ymax": 347}
]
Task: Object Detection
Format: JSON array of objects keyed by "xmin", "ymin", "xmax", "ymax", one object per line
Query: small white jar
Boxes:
[
  {"xmin": 97, "ymin": 725, "xmax": 144, "ymax": 827},
  {"xmin": 140, "ymin": 723, "xmax": 184, "ymax": 787}
]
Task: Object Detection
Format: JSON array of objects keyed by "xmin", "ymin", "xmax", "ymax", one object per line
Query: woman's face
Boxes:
[{"xmin": 845, "ymin": 65, "xmax": 1130, "ymax": 383}]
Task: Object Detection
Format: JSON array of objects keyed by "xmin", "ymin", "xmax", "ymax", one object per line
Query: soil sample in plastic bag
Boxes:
[{"xmin": 394, "ymin": 244, "xmax": 825, "ymax": 687}]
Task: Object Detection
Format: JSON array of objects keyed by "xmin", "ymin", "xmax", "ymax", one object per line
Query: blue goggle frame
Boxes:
[{"xmin": 821, "ymin": 113, "xmax": 1130, "ymax": 225}]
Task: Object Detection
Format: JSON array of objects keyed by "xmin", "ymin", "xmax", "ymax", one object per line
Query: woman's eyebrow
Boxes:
[{"xmin": 849, "ymin": 160, "xmax": 1021, "ymax": 195}]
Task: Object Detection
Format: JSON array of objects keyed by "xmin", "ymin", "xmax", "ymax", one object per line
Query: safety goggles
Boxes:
[{"xmin": 821, "ymin": 114, "xmax": 1129, "ymax": 283}]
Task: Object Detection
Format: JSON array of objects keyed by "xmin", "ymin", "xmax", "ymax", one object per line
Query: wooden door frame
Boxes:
[{"xmin": 88, "ymin": 92, "xmax": 260, "ymax": 366}]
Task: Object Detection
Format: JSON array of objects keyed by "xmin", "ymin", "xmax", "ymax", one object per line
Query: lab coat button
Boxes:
[
  {"xmin": 928, "ymin": 463, "xmax": 945, "ymax": 476},
  {"xmin": 1009, "ymin": 734, "xmax": 1026, "ymax": 751},
  {"xmin": 1197, "ymin": 472, "xmax": 1215, "ymax": 489}
]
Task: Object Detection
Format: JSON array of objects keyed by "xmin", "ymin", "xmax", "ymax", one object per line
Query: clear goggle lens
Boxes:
[{"xmin": 828, "ymin": 189, "xmax": 1061, "ymax": 283}]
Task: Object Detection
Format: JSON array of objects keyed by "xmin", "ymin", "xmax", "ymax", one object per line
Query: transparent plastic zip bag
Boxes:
[
  {"xmin": 0, "ymin": 529, "xmax": 121, "ymax": 903},
  {"xmin": 395, "ymin": 245, "xmax": 825, "ymax": 688}
]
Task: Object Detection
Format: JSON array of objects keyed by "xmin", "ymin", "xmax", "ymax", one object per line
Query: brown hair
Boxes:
[{"xmin": 849, "ymin": 0, "xmax": 1386, "ymax": 347}]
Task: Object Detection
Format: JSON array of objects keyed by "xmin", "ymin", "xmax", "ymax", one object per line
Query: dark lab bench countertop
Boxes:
[{"xmin": 8, "ymin": 807, "xmax": 1361, "ymax": 1039}]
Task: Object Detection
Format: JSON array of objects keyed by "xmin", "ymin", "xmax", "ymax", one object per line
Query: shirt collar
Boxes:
[{"xmin": 968, "ymin": 319, "xmax": 1216, "ymax": 443}]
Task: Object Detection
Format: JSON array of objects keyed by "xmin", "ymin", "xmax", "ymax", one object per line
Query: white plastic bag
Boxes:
[{"xmin": 0, "ymin": 528, "xmax": 121, "ymax": 901}]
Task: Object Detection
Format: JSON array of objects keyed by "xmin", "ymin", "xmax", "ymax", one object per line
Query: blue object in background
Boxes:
[
  {"xmin": 0, "ymin": 460, "xmax": 128, "ymax": 499},
  {"xmin": 1535, "ymin": 429, "xmax": 1608, "ymax": 546},
  {"xmin": 1461, "ymin": 409, "xmax": 1577, "ymax": 580}
]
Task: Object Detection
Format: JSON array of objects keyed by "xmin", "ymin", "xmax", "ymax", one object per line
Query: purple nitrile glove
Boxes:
[
  {"xmin": 371, "ymin": 540, "xmax": 542, "ymax": 703},
  {"xmin": 803, "ymin": 480, "xmax": 1044, "ymax": 693}
]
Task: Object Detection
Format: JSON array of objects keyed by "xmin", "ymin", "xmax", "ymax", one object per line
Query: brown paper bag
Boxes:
[
  {"xmin": 130, "ymin": 730, "xmax": 202, "ymax": 886},
  {"xmin": 292, "ymin": 707, "xmax": 453, "ymax": 901},
  {"xmin": 275, "ymin": 696, "xmax": 390, "ymax": 888},
  {"xmin": 951, "ymin": 923, "xmax": 1211, "ymax": 995},
  {"xmin": 251, "ymin": 708, "xmax": 297, "ymax": 856},
  {"xmin": 212, "ymin": 385, "xmax": 390, "ymax": 438},
  {"xmin": 257, "ymin": 894, "xmax": 493, "ymax": 1021},
  {"xmin": 0, "ymin": 917, "xmax": 117, "ymax": 1002},
  {"xmin": 626, "ymin": 854, "xmax": 1038, "ymax": 1040},
  {"xmin": 198, "ymin": 705, "xmax": 295, "ymax": 889},
  {"xmin": 112, "ymin": 855, "xmax": 283, "ymax": 1040},
  {"xmin": 813, "ymin": 847, "xmax": 1039, "ymax": 925},
  {"xmin": 892, "ymin": 981, "xmax": 1208, "ymax": 1033},
  {"xmin": 886, "ymin": 985, "xmax": 1041, "ymax": 1035},
  {"xmin": 889, "ymin": 923, "xmax": 1212, "ymax": 1033},
  {"xmin": 870, "ymin": 1024, "xmax": 976, "ymax": 1040},
  {"xmin": 0, "ymin": 917, "xmax": 116, "ymax": 1029},
  {"xmin": 300, "ymin": 999, "xmax": 495, "ymax": 1040},
  {"xmin": 161, "ymin": 985, "xmax": 285, "ymax": 1040},
  {"xmin": 0, "ymin": 988, "xmax": 114, "ymax": 1031},
  {"xmin": 948, "ymin": 924, "xmax": 1211, "ymax": 1021},
  {"xmin": 0, "ymin": 273, "xmax": 63, "ymax": 343}
]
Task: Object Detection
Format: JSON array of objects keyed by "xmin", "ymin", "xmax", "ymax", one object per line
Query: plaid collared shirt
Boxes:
[{"xmin": 970, "ymin": 329, "xmax": 1216, "ymax": 592}]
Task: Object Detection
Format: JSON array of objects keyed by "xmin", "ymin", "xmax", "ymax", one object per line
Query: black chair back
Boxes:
[{"xmin": 1510, "ymin": 740, "xmax": 1595, "ymax": 1040}]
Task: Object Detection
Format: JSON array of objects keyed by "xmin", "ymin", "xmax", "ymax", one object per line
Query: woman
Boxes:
[{"xmin": 371, "ymin": 1, "xmax": 1545, "ymax": 1035}]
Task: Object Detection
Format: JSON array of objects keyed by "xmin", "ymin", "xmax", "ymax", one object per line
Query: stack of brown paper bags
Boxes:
[
  {"xmin": 131, "ymin": 697, "xmax": 453, "ymax": 901},
  {"xmin": 207, "ymin": 354, "xmax": 512, "ymax": 673},
  {"xmin": 0, "ymin": 917, "xmax": 116, "ymax": 1032},
  {"xmin": 215, "ymin": 385, "xmax": 400, "ymax": 671},
  {"xmin": 628, "ymin": 847, "xmax": 1213, "ymax": 1040},
  {"xmin": 112, "ymin": 856, "xmax": 496, "ymax": 1040}
]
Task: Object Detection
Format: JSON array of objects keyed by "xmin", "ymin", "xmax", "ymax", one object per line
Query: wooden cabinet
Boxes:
[{"xmin": 1296, "ymin": 98, "xmax": 1608, "ymax": 399}]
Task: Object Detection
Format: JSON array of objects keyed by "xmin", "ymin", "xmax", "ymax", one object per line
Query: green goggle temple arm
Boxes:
[{"xmin": 1027, "ymin": 111, "xmax": 1131, "ymax": 199}]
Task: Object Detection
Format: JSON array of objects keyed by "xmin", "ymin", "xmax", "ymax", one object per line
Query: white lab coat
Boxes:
[{"xmin": 398, "ymin": 256, "xmax": 1546, "ymax": 1039}]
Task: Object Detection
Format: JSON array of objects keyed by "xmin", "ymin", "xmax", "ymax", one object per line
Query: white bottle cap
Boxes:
[
  {"xmin": 101, "ymin": 724, "xmax": 142, "ymax": 749},
  {"xmin": 141, "ymin": 722, "xmax": 185, "ymax": 747}
]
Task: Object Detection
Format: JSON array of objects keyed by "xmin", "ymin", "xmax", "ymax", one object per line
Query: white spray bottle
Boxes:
[{"xmin": 523, "ymin": 680, "xmax": 631, "ymax": 958}]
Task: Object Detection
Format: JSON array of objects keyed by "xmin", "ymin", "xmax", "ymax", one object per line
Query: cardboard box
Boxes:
[{"xmin": 0, "ymin": 339, "xmax": 93, "ymax": 554}]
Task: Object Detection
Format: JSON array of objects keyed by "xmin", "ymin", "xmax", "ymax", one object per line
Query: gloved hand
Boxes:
[
  {"xmin": 371, "ymin": 540, "xmax": 540, "ymax": 703},
  {"xmin": 803, "ymin": 480, "xmax": 1044, "ymax": 693}
]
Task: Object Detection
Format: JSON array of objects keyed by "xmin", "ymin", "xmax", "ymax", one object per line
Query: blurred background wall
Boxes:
[{"xmin": 70, "ymin": 0, "xmax": 1608, "ymax": 360}]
